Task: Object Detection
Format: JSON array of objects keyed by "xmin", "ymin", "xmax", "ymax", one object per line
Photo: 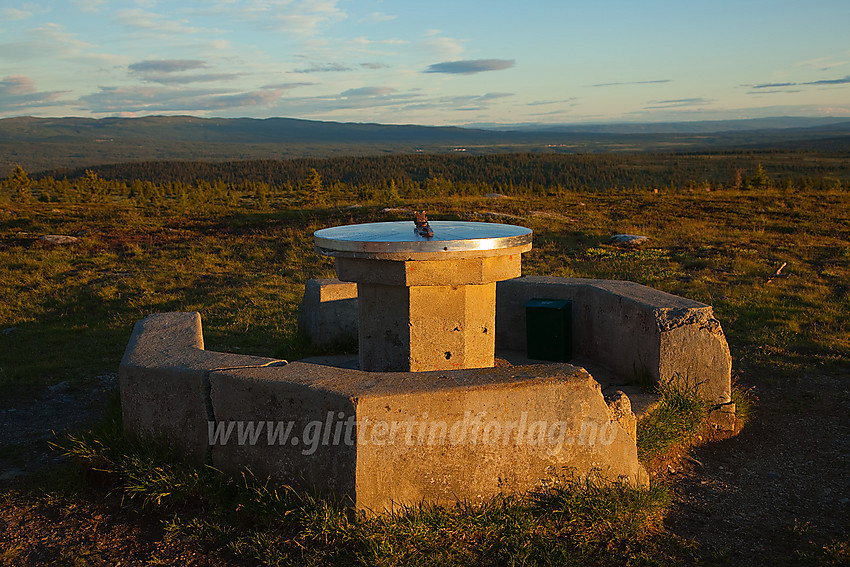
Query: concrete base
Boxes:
[
  {"xmin": 333, "ymin": 251, "xmax": 523, "ymax": 372},
  {"xmin": 297, "ymin": 278, "xmax": 358, "ymax": 348},
  {"xmin": 298, "ymin": 276, "xmax": 733, "ymax": 405},
  {"xmin": 120, "ymin": 312, "xmax": 649, "ymax": 515},
  {"xmin": 358, "ymin": 282, "xmax": 495, "ymax": 372}
]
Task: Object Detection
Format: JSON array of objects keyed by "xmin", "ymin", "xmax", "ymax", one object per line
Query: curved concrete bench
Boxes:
[
  {"xmin": 299, "ymin": 276, "xmax": 732, "ymax": 405},
  {"xmin": 120, "ymin": 311, "xmax": 648, "ymax": 514},
  {"xmin": 496, "ymin": 276, "xmax": 732, "ymax": 405}
]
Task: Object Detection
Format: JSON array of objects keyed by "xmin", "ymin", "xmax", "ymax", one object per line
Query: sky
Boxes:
[{"xmin": 1, "ymin": 0, "xmax": 850, "ymax": 126}]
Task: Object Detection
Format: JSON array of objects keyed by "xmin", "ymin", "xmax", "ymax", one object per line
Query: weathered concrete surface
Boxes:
[
  {"xmin": 298, "ymin": 276, "xmax": 732, "ymax": 404},
  {"xmin": 496, "ymin": 276, "xmax": 732, "ymax": 404},
  {"xmin": 297, "ymin": 278, "xmax": 358, "ymax": 348},
  {"xmin": 119, "ymin": 312, "xmax": 283, "ymax": 462},
  {"xmin": 358, "ymin": 282, "xmax": 496, "ymax": 372},
  {"xmin": 210, "ymin": 361, "xmax": 649, "ymax": 513},
  {"xmin": 604, "ymin": 390, "xmax": 637, "ymax": 441},
  {"xmin": 120, "ymin": 311, "xmax": 650, "ymax": 514},
  {"xmin": 334, "ymin": 252, "xmax": 522, "ymax": 286},
  {"xmin": 330, "ymin": 248, "xmax": 525, "ymax": 372}
]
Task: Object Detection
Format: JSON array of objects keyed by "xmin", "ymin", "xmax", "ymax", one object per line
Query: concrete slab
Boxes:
[{"xmin": 210, "ymin": 361, "xmax": 649, "ymax": 513}]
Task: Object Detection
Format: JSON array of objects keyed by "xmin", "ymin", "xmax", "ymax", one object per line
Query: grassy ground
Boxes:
[
  {"xmin": 2, "ymin": 187, "xmax": 847, "ymax": 392},
  {"xmin": 1, "ymin": 186, "xmax": 848, "ymax": 565}
]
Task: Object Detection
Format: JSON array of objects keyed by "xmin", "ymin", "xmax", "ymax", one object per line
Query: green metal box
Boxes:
[{"xmin": 525, "ymin": 298, "xmax": 573, "ymax": 362}]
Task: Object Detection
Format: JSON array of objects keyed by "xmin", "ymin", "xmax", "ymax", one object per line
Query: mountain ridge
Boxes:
[{"xmin": 2, "ymin": 115, "xmax": 849, "ymax": 175}]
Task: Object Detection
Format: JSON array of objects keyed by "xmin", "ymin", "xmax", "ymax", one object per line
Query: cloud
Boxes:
[
  {"xmin": 527, "ymin": 97, "xmax": 579, "ymax": 107},
  {"xmin": 351, "ymin": 37, "xmax": 406, "ymax": 47},
  {"xmin": 129, "ymin": 60, "xmax": 207, "ymax": 74},
  {"xmin": 397, "ymin": 92, "xmax": 513, "ymax": 113},
  {"xmin": 79, "ymin": 85, "xmax": 286, "ymax": 113},
  {"xmin": 752, "ymin": 82, "xmax": 796, "ymax": 89},
  {"xmin": 360, "ymin": 62, "xmax": 389, "ymax": 70},
  {"xmin": 805, "ymin": 75, "xmax": 850, "ymax": 85},
  {"xmin": 421, "ymin": 36, "xmax": 465, "ymax": 59},
  {"xmin": 293, "ymin": 62, "xmax": 352, "ymax": 73},
  {"xmin": 341, "ymin": 86, "xmax": 396, "ymax": 97},
  {"xmin": 590, "ymin": 79, "xmax": 671, "ymax": 87},
  {"xmin": 0, "ymin": 76, "xmax": 38, "ymax": 97},
  {"xmin": 127, "ymin": 59, "xmax": 241, "ymax": 85},
  {"xmin": 644, "ymin": 98, "xmax": 711, "ymax": 109},
  {"xmin": 3, "ymin": 7, "xmax": 32, "ymax": 20},
  {"xmin": 33, "ymin": 23, "xmax": 95, "ymax": 52},
  {"xmin": 143, "ymin": 73, "xmax": 244, "ymax": 85},
  {"xmin": 363, "ymin": 12, "xmax": 396, "ymax": 23},
  {"xmin": 794, "ymin": 54, "xmax": 849, "ymax": 71},
  {"xmin": 0, "ymin": 75, "xmax": 69, "ymax": 112},
  {"xmin": 749, "ymin": 75, "xmax": 850, "ymax": 93},
  {"xmin": 424, "ymin": 59, "xmax": 515, "ymax": 75},
  {"xmin": 241, "ymin": 0, "xmax": 347, "ymax": 37},
  {"xmin": 114, "ymin": 9, "xmax": 201, "ymax": 34},
  {"xmin": 261, "ymin": 82, "xmax": 314, "ymax": 90},
  {"xmin": 71, "ymin": 0, "xmax": 108, "ymax": 13}
]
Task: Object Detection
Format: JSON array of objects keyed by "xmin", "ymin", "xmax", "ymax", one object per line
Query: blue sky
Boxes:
[{"xmin": 1, "ymin": 0, "xmax": 849, "ymax": 125}]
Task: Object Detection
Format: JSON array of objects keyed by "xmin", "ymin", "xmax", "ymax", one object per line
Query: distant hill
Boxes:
[
  {"xmin": 467, "ymin": 116, "xmax": 850, "ymax": 133},
  {"xmin": 2, "ymin": 115, "xmax": 850, "ymax": 176}
]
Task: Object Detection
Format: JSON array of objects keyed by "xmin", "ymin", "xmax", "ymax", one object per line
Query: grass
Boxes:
[
  {"xmin": 636, "ymin": 380, "xmax": 711, "ymax": 463},
  {"xmin": 2, "ymin": 182, "xmax": 849, "ymax": 564},
  {"xmin": 54, "ymin": 398, "xmax": 684, "ymax": 566},
  {"xmin": 2, "ymin": 187, "xmax": 847, "ymax": 394}
]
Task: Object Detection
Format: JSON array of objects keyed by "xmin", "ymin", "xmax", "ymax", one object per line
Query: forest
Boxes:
[{"xmin": 4, "ymin": 151, "xmax": 849, "ymax": 209}]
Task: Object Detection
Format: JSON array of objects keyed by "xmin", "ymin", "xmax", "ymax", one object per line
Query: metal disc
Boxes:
[{"xmin": 314, "ymin": 221, "xmax": 532, "ymax": 258}]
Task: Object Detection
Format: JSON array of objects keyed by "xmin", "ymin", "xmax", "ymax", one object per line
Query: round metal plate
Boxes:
[{"xmin": 314, "ymin": 221, "xmax": 532, "ymax": 258}]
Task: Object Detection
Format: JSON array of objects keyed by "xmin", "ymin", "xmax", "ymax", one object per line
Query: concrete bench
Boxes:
[
  {"xmin": 299, "ymin": 276, "xmax": 732, "ymax": 405},
  {"xmin": 120, "ymin": 312, "xmax": 648, "ymax": 514}
]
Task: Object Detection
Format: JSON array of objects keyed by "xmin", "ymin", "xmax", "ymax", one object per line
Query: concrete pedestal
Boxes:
[{"xmin": 314, "ymin": 221, "xmax": 532, "ymax": 372}]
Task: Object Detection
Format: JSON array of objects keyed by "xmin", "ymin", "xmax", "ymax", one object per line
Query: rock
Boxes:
[
  {"xmin": 528, "ymin": 211, "xmax": 573, "ymax": 221},
  {"xmin": 48, "ymin": 381, "xmax": 70, "ymax": 393},
  {"xmin": 0, "ymin": 469, "xmax": 26, "ymax": 482},
  {"xmin": 39, "ymin": 235, "xmax": 79, "ymax": 245},
  {"xmin": 709, "ymin": 402, "xmax": 737, "ymax": 431},
  {"xmin": 469, "ymin": 211, "xmax": 524, "ymax": 221},
  {"xmin": 610, "ymin": 234, "xmax": 649, "ymax": 246},
  {"xmin": 604, "ymin": 390, "xmax": 637, "ymax": 441},
  {"xmin": 483, "ymin": 193, "xmax": 508, "ymax": 199},
  {"xmin": 625, "ymin": 393, "xmax": 662, "ymax": 419}
]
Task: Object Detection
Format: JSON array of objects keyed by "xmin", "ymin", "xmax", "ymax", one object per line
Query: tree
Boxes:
[
  {"xmin": 305, "ymin": 168, "xmax": 323, "ymax": 193},
  {"xmin": 303, "ymin": 168, "xmax": 327, "ymax": 205},
  {"xmin": 747, "ymin": 163, "xmax": 772, "ymax": 190},
  {"xmin": 7, "ymin": 166, "xmax": 33, "ymax": 203},
  {"xmin": 78, "ymin": 169, "xmax": 108, "ymax": 202}
]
